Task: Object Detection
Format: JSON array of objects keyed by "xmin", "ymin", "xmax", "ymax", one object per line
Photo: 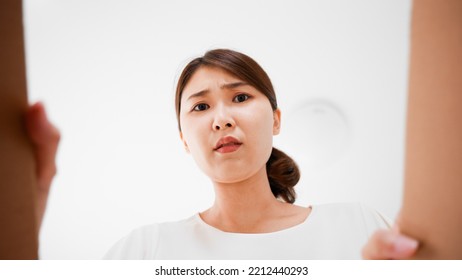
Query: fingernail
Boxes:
[{"xmin": 393, "ymin": 235, "xmax": 418, "ymax": 254}]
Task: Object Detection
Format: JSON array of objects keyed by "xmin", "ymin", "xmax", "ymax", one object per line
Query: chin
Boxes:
[
  {"xmin": 202, "ymin": 160, "xmax": 267, "ymax": 184},
  {"xmin": 210, "ymin": 170, "xmax": 258, "ymax": 184}
]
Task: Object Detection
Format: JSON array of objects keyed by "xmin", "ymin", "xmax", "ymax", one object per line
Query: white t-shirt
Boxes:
[{"xmin": 103, "ymin": 203, "xmax": 391, "ymax": 260}]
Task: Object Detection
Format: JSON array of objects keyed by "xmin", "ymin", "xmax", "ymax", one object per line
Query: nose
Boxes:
[
  {"xmin": 214, "ymin": 122, "xmax": 233, "ymax": 130},
  {"xmin": 212, "ymin": 105, "xmax": 235, "ymax": 131}
]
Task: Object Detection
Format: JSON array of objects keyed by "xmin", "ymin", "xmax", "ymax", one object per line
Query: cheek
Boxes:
[
  {"xmin": 180, "ymin": 114, "xmax": 208, "ymax": 150},
  {"xmin": 238, "ymin": 104, "xmax": 275, "ymax": 153},
  {"xmin": 180, "ymin": 115, "xmax": 216, "ymax": 176},
  {"xmin": 241, "ymin": 103, "xmax": 275, "ymax": 136}
]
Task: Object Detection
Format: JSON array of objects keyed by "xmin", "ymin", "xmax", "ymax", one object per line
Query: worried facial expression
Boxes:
[{"xmin": 179, "ymin": 66, "xmax": 281, "ymax": 184}]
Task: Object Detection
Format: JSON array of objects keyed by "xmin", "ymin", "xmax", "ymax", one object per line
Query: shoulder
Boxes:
[
  {"xmin": 296, "ymin": 202, "xmax": 391, "ymax": 259},
  {"xmin": 311, "ymin": 202, "xmax": 391, "ymax": 233},
  {"xmin": 102, "ymin": 223, "xmax": 160, "ymax": 260},
  {"xmin": 103, "ymin": 215, "xmax": 197, "ymax": 260}
]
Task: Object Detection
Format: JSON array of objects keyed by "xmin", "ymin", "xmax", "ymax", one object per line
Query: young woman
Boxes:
[{"xmin": 27, "ymin": 49, "xmax": 419, "ymax": 259}]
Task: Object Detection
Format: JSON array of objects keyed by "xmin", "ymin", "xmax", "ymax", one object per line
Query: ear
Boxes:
[
  {"xmin": 179, "ymin": 131, "xmax": 190, "ymax": 153},
  {"xmin": 273, "ymin": 108, "xmax": 281, "ymax": 135}
]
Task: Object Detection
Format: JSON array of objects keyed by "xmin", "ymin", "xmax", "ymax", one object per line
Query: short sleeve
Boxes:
[
  {"xmin": 359, "ymin": 203, "xmax": 392, "ymax": 237},
  {"xmin": 103, "ymin": 224, "xmax": 160, "ymax": 260}
]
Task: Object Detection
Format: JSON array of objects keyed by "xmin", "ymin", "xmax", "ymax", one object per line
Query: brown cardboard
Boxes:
[
  {"xmin": 0, "ymin": 0, "xmax": 39, "ymax": 259},
  {"xmin": 400, "ymin": 0, "xmax": 462, "ymax": 259}
]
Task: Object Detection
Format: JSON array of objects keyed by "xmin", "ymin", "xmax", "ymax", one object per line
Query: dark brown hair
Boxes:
[{"xmin": 175, "ymin": 49, "xmax": 300, "ymax": 203}]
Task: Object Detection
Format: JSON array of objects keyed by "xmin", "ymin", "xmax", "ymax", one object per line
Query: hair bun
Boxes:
[{"xmin": 266, "ymin": 147, "xmax": 300, "ymax": 203}]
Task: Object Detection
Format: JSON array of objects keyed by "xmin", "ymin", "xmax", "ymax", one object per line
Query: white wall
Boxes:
[{"xmin": 24, "ymin": 0, "xmax": 412, "ymax": 259}]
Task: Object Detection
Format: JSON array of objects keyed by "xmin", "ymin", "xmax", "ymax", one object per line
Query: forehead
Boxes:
[{"xmin": 181, "ymin": 66, "xmax": 243, "ymax": 99}]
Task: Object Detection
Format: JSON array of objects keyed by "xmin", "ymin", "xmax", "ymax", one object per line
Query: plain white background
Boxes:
[{"xmin": 23, "ymin": 0, "xmax": 412, "ymax": 259}]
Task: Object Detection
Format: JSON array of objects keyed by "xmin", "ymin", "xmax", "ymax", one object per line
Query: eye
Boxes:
[
  {"xmin": 192, "ymin": 103, "xmax": 209, "ymax": 111},
  {"xmin": 233, "ymin": 94, "xmax": 250, "ymax": 103}
]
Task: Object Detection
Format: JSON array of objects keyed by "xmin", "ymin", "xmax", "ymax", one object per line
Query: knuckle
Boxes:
[
  {"xmin": 52, "ymin": 127, "xmax": 61, "ymax": 143},
  {"xmin": 42, "ymin": 165, "xmax": 57, "ymax": 179}
]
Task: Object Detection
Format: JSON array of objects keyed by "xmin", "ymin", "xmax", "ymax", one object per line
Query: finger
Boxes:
[
  {"xmin": 362, "ymin": 229, "xmax": 419, "ymax": 260},
  {"xmin": 26, "ymin": 102, "xmax": 58, "ymax": 142},
  {"xmin": 391, "ymin": 234, "xmax": 419, "ymax": 259},
  {"xmin": 25, "ymin": 102, "xmax": 61, "ymax": 192},
  {"xmin": 362, "ymin": 229, "xmax": 395, "ymax": 259}
]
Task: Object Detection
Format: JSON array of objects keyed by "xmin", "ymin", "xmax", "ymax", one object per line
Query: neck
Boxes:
[{"xmin": 202, "ymin": 166, "xmax": 284, "ymax": 232}]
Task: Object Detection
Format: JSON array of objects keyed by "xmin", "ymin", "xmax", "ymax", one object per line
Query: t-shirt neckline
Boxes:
[{"xmin": 193, "ymin": 205, "xmax": 315, "ymax": 236}]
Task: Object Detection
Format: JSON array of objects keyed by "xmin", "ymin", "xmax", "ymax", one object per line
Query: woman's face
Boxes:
[{"xmin": 179, "ymin": 66, "xmax": 281, "ymax": 184}]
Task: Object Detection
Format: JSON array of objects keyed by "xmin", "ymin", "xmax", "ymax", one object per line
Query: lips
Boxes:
[{"xmin": 214, "ymin": 136, "xmax": 242, "ymax": 152}]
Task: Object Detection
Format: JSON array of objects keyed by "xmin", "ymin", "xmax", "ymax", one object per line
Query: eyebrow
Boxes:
[
  {"xmin": 221, "ymin": 81, "xmax": 248, "ymax": 90},
  {"xmin": 186, "ymin": 81, "xmax": 249, "ymax": 101}
]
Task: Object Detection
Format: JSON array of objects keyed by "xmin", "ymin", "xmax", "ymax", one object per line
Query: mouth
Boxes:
[{"xmin": 214, "ymin": 136, "xmax": 242, "ymax": 153}]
